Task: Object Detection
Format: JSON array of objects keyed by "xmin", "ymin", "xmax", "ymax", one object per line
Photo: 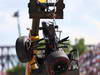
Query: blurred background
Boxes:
[{"xmin": 0, "ymin": 0, "xmax": 100, "ymax": 75}]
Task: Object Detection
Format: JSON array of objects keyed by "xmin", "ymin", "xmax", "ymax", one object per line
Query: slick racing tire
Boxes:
[{"xmin": 16, "ymin": 36, "xmax": 32, "ymax": 63}]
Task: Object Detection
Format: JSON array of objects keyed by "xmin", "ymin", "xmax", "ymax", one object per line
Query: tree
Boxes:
[{"xmin": 73, "ymin": 38, "xmax": 87, "ymax": 56}]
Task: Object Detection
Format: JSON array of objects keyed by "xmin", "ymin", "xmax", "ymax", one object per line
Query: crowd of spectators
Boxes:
[{"xmin": 79, "ymin": 43, "xmax": 100, "ymax": 75}]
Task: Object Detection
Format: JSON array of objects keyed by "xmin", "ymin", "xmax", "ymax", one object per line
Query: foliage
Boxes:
[
  {"xmin": 6, "ymin": 65, "xmax": 25, "ymax": 75},
  {"xmin": 73, "ymin": 38, "xmax": 87, "ymax": 56}
]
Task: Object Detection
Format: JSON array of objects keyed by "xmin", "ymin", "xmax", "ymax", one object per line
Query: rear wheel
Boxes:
[{"xmin": 16, "ymin": 36, "xmax": 32, "ymax": 63}]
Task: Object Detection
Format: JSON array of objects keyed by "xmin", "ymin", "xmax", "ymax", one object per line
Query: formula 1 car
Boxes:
[{"xmin": 15, "ymin": 0, "xmax": 79, "ymax": 75}]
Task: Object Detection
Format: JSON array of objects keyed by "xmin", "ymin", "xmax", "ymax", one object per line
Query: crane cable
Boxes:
[
  {"xmin": 52, "ymin": 0, "xmax": 58, "ymax": 25},
  {"xmin": 46, "ymin": 0, "xmax": 58, "ymax": 25}
]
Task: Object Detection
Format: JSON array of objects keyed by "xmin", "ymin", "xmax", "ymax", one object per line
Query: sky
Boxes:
[{"xmin": 0, "ymin": 0, "xmax": 100, "ymax": 45}]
